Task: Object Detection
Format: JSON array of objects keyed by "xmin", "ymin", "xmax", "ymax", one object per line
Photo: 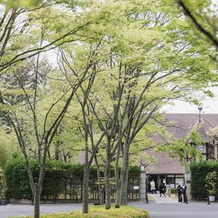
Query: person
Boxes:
[
  {"xmin": 150, "ymin": 179, "xmax": 156, "ymax": 194},
  {"xmin": 159, "ymin": 182, "xmax": 166, "ymax": 197},
  {"xmin": 183, "ymin": 185, "xmax": 187, "ymax": 203},
  {"xmin": 177, "ymin": 184, "xmax": 183, "ymax": 202}
]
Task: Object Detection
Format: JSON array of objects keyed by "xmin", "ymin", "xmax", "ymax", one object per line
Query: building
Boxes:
[{"xmin": 144, "ymin": 113, "xmax": 218, "ymax": 192}]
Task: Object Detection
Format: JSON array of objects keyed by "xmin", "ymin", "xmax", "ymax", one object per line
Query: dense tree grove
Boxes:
[{"xmin": 0, "ymin": 0, "xmax": 217, "ymax": 217}]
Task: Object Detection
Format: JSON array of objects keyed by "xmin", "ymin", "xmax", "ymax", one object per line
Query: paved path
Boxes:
[
  {"xmin": 148, "ymin": 193, "xmax": 178, "ymax": 203},
  {"xmin": 129, "ymin": 200, "xmax": 218, "ymax": 218},
  {"xmin": 129, "ymin": 193, "xmax": 218, "ymax": 218}
]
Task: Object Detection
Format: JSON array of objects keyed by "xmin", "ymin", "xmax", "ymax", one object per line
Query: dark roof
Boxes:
[
  {"xmin": 146, "ymin": 113, "xmax": 218, "ymax": 175},
  {"xmin": 146, "ymin": 149, "xmax": 185, "ymax": 174},
  {"xmin": 164, "ymin": 113, "xmax": 218, "ymax": 141}
]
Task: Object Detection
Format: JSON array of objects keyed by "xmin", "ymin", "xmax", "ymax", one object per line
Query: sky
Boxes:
[
  {"xmin": 164, "ymin": 0, "xmax": 218, "ymax": 114},
  {"xmin": 164, "ymin": 87, "xmax": 218, "ymax": 114}
]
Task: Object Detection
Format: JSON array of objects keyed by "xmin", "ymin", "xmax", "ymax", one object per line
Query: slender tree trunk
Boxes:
[
  {"xmin": 105, "ymin": 140, "xmax": 111, "ymax": 209},
  {"xmin": 121, "ymin": 143, "xmax": 130, "ymax": 205},
  {"xmin": 104, "ymin": 160, "xmax": 111, "ymax": 209},
  {"xmin": 82, "ymin": 139, "xmax": 89, "ymax": 213},
  {"xmin": 115, "ymin": 179, "xmax": 121, "ymax": 208},
  {"xmin": 114, "ymin": 141, "xmax": 121, "ymax": 208},
  {"xmin": 34, "ymin": 183, "xmax": 40, "ymax": 218},
  {"xmin": 94, "ymin": 155, "xmax": 103, "ymax": 204},
  {"xmin": 82, "ymin": 165, "xmax": 89, "ymax": 213}
]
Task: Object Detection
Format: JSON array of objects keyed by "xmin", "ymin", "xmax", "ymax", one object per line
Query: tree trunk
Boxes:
[
  {"xmin": 94, "ymin": 155, "xmax": 103, "ymax": 204},
  {"xmin": 121, "ymin": 170, "xmax": 129, "ymax": 204},
  {"xmin": 82, "ymin": 165, "xmax": 89, "ymax": 213},
  {"xmin": 121, "ymin": 143, "xmax": 130, "ymax": 205},
  {"xmin": 114, "ymin": 141, "xmax": 121, "ymax": 208},
  {"xmin": 115, "ymin": 181, "xmax": 121, "ymax": 208},
  {"xmin": 82, "ymin": 139, "xmax": 90, "ymax": 213},
  {"xmin": 105, "ymin": 145, "xmax": 111, "ymax": 209},
  {"xmin": 33, "ymin": 183, "xmax": 40, "ymax": 218}
]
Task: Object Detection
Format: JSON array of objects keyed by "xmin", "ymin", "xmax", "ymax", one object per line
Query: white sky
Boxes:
[{"xmin": 164, "ymin": 87, "xmax": 218, "ymax": 114}]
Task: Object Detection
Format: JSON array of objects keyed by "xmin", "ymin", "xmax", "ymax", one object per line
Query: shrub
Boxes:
[
  {"xmin": 4, "ymin": 156, "xmax": 84, "ymax": 200},
  {"xmin": 205, "ymin": 171, "xmax": 218, "ymax": 196},
  {"xmin": 20, "ymin": 205, "xmax": 149, "ymax": 218},
  {"xmin": 190, "ymin": 161, "xmax": 218, "ymax": 199},
  {"xmin": 171, "ymin": 188, "xmax": 177, "ymax": 194},
  {"xmin": 5, "ymin": 156, "xmax": 140, "ymax": 200}
]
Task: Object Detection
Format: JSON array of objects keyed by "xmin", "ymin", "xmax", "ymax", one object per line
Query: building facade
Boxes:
[{"xmin": 142, "ymin": 113, "xmax": 218, "ymax": 193}]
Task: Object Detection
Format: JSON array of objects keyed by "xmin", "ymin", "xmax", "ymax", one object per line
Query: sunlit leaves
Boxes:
[{"xmin": 0, "ymin": 0, "xmax": 43, "ymax": 11}]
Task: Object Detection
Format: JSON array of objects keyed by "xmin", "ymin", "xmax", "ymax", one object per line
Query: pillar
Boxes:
[
  {"xmin": 140, "ymin": 165, "xmax": 146, "ymax": 200},
  {"xmin": 185, "ymin": 173, "xmax": 191, "ymax": 200}
]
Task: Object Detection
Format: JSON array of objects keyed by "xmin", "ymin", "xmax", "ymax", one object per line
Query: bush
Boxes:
[
  {"xmin": 4, "ymin": 156, "xmax": 84, "ymax": 200},
  {"xmin": 190, "ymin": 161, "xmax": 218, "ymax": 199},
  {"xmin": 5, "ymin": 156, "xmax": 140, "ymax": 200},
  {"xmin": 171, "ymin": 188, "xmax": 177, "ymax": 194},
  {"xmin": 21, "ymin": 205, "xmax": 149, "ymax": 218},
  {"xmin": 205, "ymin": 171, "xmax": 218, "ymax": 196}
]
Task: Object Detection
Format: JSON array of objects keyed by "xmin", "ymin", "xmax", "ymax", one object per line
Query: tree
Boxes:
[
  {"xmin": 0, "ymin": 3, "xmax": 96, "ymax": 218},
  {"xmin": 0, "ymin": 127, "xmax": 20, "ymax": 168},
  {"xmin": 88, "ymin": 0, "xmax": 217, "ymax": 206},
  {"xmin": 58, "ymin": 33, "xmax": 110, "ymax": 212},
  {"xmin": 207, "ymin": 126, "xmax": 218, "ymax": 144},
  {"xmin": 158, "ymin": 130, "xmax": 203, "ymax": 172},
  {"xmin": 176, "ymin": 0, "xmax": 218, "ymax": 49},
  {"xmin": 1, "ymin": 1, "xmax": 217, "ymax": 217},
  {"xmin": 57, "ymin": 0, "xmax": 218, "ymax": 209},
  {"xmin": 0, "ymin": 0, "xmax": 93, "ymax": 73}
]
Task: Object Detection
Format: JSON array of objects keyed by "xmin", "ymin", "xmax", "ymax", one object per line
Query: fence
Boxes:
[{"xmin": 40, "ymin": 177, "xmax": 140, "ymax": 203}]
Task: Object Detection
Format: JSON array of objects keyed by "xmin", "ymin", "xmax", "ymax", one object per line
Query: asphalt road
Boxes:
[
  {"xmin": 129, "ymin": 201, "xmax": 218, "ymax": 218},
  {"xmin": 1, "ymin": 201, "xmax": 218, "ymax": 218},
  {"xmin": 0, "ymin": 203, "xmax": 83, "ymax": 218}
]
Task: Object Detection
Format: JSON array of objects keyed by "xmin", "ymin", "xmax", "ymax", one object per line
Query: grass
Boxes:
[{"xmin": 13, "ymin": 205, "xmax": 149, "ymax": 218}]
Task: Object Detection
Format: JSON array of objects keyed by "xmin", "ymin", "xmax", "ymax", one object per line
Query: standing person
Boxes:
[
  {"xmin": 177, "ymin": 184, "xmax": 183, "ymax": 202},
  {"xmin": 183, "ymin": 185, "xmax": 187, "ymax": 203},
  {"xmin": 159, "ymin": 182, "xmax": 166, "ymax": 197},
  {"xmin": 150, "ymin": 179, "xmax": 156, "ymax": 194}
]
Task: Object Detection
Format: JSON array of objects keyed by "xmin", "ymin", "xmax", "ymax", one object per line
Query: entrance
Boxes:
[{"xmin": 148, "ymin": 175, "xmax": 167, "ymax": 192}]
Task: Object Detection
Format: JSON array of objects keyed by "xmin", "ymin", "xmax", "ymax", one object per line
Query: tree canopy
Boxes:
[{"xmin": 0, "ymin": 0, "xmax": 218, "ymax": 216}]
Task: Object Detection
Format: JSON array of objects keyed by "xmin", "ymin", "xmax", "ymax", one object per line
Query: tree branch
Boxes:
[{"xmin": 177, "ymin": 1, "xmax": 218, "ymax": 48}]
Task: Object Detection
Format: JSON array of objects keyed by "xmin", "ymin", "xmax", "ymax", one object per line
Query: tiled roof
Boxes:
[
  {"xmin": 164, "ymin": 113, "xmax": 218, "ymax": 141},
  {"xmin": 146, "ymin": 148, "xmax": 185, "ymax": 174},
  {"xmin": 145, "ymin": 113, "xmax": 218, "ymax": 175}
]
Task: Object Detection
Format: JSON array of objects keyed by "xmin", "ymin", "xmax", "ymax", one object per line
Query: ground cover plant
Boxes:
[{"xmin": 11, "ymin": 205, "xmax": 149, "ymax": 218}]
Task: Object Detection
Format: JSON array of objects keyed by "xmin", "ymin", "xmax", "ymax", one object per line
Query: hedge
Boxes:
[
  {"xmin": 4, "ymin": 156, "xmax": 85, "ymax": 200},
  {"xmin": 190, "ymin": 161, "xmax": 218, "ymax": 200},
  {"xmin": 4, "ymin": 156, "xmax": 140, "ymax": 200}
]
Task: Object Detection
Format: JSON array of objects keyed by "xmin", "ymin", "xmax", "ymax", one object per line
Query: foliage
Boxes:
[
  {"xmin": 176, "ymin": 0, "xmax": 218, "ymax": 50},
  {"xmin": 128, "ymin": 166, "xmax": 140, "ymax": 179},
  {"xmin": 157, "ymin": 130, "xmax": 203, "ymax": 169},
  {"xmin": 0, "ymin": 127, "xmax": 20, "ymax": 169},
  {"xmin": 171, "ymin": 188, "xmax": 177, "ymax": 194},
  {"xmin": 0, "ymin": 168, "xmax": 6, "ymax": 199},
  {"xmin": 205, "ymin": 171, "xmax": 218, "ymax": 196},
  {"xmin": 189, "ymin": 131, "xmax": 204, "ymax": 147},
  {"xmin": 4, "ymin": 156, "xmax": 140, "ymax": 200},
  {"xmin": 207, "ymin": 126, "xmax": 218, "ymax": 144},
  {"xmin": 190, "ymin": 161, "xmax": 218, "ymax": 199},
  {"xmin": 21, "ymin": 205, "xmax": 149, "ymax": 218},
  {"xmin": 1, "ymin": 0, "xmax": 218, "ymax": 215},
  {"xmin": 4, "ymin": 156, "xmax": 84, "ymax": 199}
]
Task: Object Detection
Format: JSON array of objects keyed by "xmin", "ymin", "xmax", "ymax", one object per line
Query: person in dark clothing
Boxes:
[
  {"xmin": 183, "ymin": 186, "xmax": 187, "ymax": 203},
  {"xmin": 159, "ymin": 183, "xmax": 166, "ymax": 197},
  {"xmin": 177, "ymin": 185, "xmax": 183, "ymax": 202}
]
